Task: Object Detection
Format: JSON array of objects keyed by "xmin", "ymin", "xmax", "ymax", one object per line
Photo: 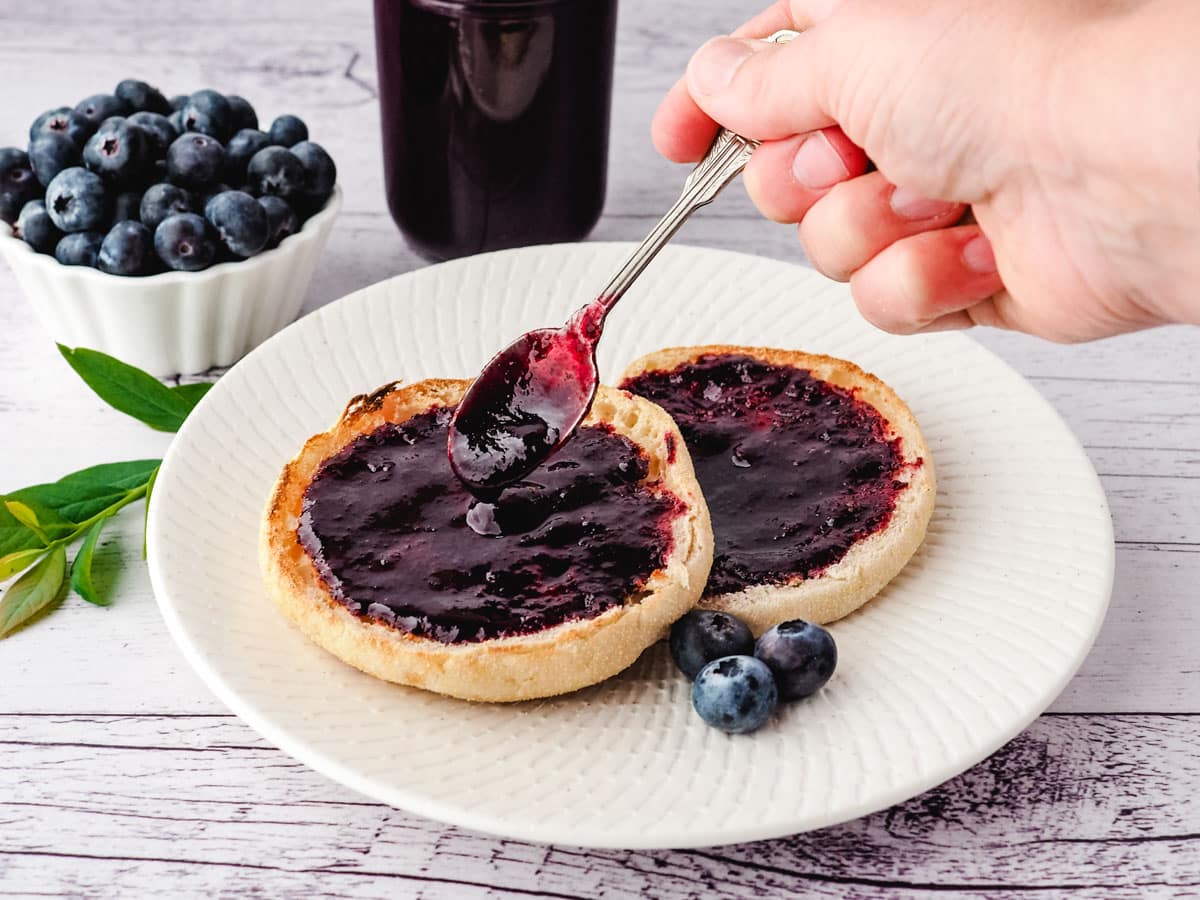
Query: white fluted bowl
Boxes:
[{"xmin": 0, "ymin": 186, "xmax": 340, "ymax": 375}]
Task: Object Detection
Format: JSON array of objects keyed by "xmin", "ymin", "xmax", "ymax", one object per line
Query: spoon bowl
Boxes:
[{"xmin": 448, "ymin": 315, "xmax": 600, "ymax": 494}]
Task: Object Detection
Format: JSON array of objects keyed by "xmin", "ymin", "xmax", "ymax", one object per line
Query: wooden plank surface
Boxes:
[
  {"xmin": 1, "ymin": 0, "xmax": 1198, "ymax": 896},
  {"xmin": 2, "ymin": 714, "xmax": 1197, "ymax": 898}
]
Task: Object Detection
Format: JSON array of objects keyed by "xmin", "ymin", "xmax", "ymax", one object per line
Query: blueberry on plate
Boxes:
[
  {"xmin": 246, "ymin": 146, "xmax": 306, "ymax": 202},
  {"xmin": 290, "ymin": 140, "xmax": 336, "ymax": 209},
  {"xmin": 140, "ymin": 183, "xmax": 193, "ymax": 230},
  {"xmin": 45, "ymin": 167, "xmax": 109, "ymax": 233},
  {"xmin": 114, "ymin": 79, "xmax": 172, "ymax": 115},
  {"xmin": 204, "ymin": 189, "xmax": 268, "ymax": 257},
  {"xmin": 267, "ymin": 114, "xmax": 308, "ymax": 148},
  {"xmin": 692, "ymin": 655, "xmax": 778, "ymax": 734},
  {"xmin": 15, "ymin": 200, "xmax": 63, "ymax": 254},
  {"xmin": 154, "ymin": 212, "xmax": 216, "ymax": 271},
  {"xmin": 29, "ymin": 132, "xmax": 82, "ymax": 187},
  {"xmin": 127, "ymin": 111, "xmax": 179, "ymax": 156},
  {"xmin": 83, "ymin": 122, "xmax": 148, "ymax": 184},
  {"xmin": 180, "ymin": 90, "xmax": 233, "ymax": 142},
  {"xmin": 0, "ymin": 148, "xmax": 41, "ymax": 225},
  {"xmin": 97, "ymin": 220, "xmax": 153, "ymax": 275},
  {"xmin": 223, "ymin": 128, "xmax": 271, "ymax": 184},
  {"xmin": 74, "ymin": 94, "xmax": 131, "ymax": 130},
  {"xmin": 754, "ymin": 619, "xmax": 838, "ymax": 701},
  {"xmin": 257, "ymin": 195, "xmax": 299, "ymax": 248},
  {"xmin": 166, "ymin": 133, "xmax": 226, "ymax": 189},
  {"xmin": 112, "ymin": 190, "xmax": 144, "ymax": 223},
  {"xmin": 225, "ymin": 95, "xmax": 258, "ymax": 132},
  {"xmin": 669, "ymin": 609, "xmax": 755, "ymax": 679},
  {"xmin": 54, "ymin": 230, "xmax": 104, "ymax": 267},
  {"xmin": 29, "ymin": 107, "xmax": 90, "ymax": 147}
]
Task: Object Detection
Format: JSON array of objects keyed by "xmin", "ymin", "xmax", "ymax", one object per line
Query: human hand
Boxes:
[{"xmin": 653, "ymin": 0, "xmax": 1200, "ymax": 341}]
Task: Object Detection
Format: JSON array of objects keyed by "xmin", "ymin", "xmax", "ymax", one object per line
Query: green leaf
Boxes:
[
  {"xmin": 142, "ymin": 464, "xmax": 159, "ymax": 560},
  {"xmin": 170, "ymin": 381, "xmax": 213, "ymax": 414},
  {"xmin": 2, "ymin": 496, "xmax": 74, "ymax": 541},
  {"xmin": 4, "ymin": 500, "xmax": 49, "ymax": 542},
  {"xmin": 0, "ymin": 503, "xmax": 45, "ymax": 558},
  {"xmin": 70, "ymin": 517, "xmax": 110, "ymax": 606},
  {"xmin": 58, "ymin": 345, "xmax": 194, "ymax": 432},
  {"xmin": 10, "ymin": 460, "xmax": 160, "ymax": 526},
  {"xmin": 0, "ymin": 545, "xmax": 67, "ymax": 638},
  {"xmin": 0, "ymin": 547, "xmax": 48, "ymax": 581}
]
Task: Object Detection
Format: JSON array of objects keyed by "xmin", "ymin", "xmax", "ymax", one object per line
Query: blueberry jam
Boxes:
[
  {"xmin": 298, "ymin": 407, "xmax": 682, "ymax": 644},
  {"xmin": 621, "ymin": 354, "xmax": 910, "ymax": 595}
]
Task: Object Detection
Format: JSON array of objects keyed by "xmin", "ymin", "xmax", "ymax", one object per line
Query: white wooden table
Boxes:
[{"xmin": 2, "ymin": 1, "xmax": 1197, "ymax": 896}]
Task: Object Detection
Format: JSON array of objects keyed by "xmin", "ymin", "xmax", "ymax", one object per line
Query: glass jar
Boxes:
[{"xmin": 373, "ymin": 0, "xmax": 619, "ymax": 261}]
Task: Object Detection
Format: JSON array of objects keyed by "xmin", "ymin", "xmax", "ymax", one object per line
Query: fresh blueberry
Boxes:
[
  {"xmin": 97, "ymin": 220, "xmax": 153, "ymax": 275},
  {"xmin": 168, "ymin": 94, "xmax": 189, "ymax": 112},
  {"xmin": 267, "ymin": 114, "xmax": 308, "ymax": 147},
  {"xmin": 54, "ymin": 230, "xmax": 104, "ymax": 267},
  {"xmin": 692, "ymin": 656, "xmax": 778, "ymax": 734},
  {"xmin": 114, "ymin": 79, "xmax": 172, "ymax": 115},
  {"xmin": 15, "ymin": 200, "xmax": 63, "ymax": 254},
  {"xmin": 127, "ymin": 111, "xmax": 178, "ymax": 156},
  {"xmin": 44, "ymin": 167, "xmax": 109, "ymax": 233},
  {"xmin": 112, "ymin": 190, "xmax": 144, "ymax": 223},
  {"xmin": 29, "ymin": 107, "xmax": 91, "ymax": 146},
  {"xmin": 290, "ymin": 140, "xmax": 336, "ymax": 210},
  {"xmin": 223, "ymin": 128, "xmax": 271, "ymax": 184},
  {"xmin": 197, "ymin": 182, "xmax": 234, "ymax": 209},
  {"xmin": 203, "ymin": 189, "xmax": 268, "ymax": 257},
  {"xmin": 245, "ymin": 146, "xmax": 306, "ymax": 202},
  {"xmin": 0, "ymin": 148, "xmax": 41, "ymax": 225},
  {"xmin": 94, "ymin": 115, "xmax": 127, "ymax": 135},
  {"xmin": 180, "ymin": 90, "xmax": 233, "ymax": 142},
  {"xmin": 754, "ymin": 620, "xmax": 838, "ymax": 701},
  {"xmin": 83, "ymin": 122, "xmax": 148, "ymax": 184},
  {"xmin": 166, "ymin": 133, "xmax": 226, "ymax": 189},
  {"xmin": 226, "ymin": 95, "xmax": 258, "ymax": 132},
  {"xmin": 29, "ymin": 132, "xmax": 82, "ymax": 187},
  {"xmin": 257, "ymin": 195, "xmax": 299, "ymax": 248},
  {"xmin": 669, "ymin": 610, "xmax": 755, "ymax": 679},
  {"xmin": 168, "ymin": 108, "xmax": 185, "ymax": 134},
  {"xmin": 154, "ymin": 212, "xmax": 216, "ymax": 271},
  {"xmin": 140, "ymin": 183, "xmax": 193, "ymax": 231},
  {"xmin": 74, "ymin": 94, "xmax": 131, "ymax": 131}
]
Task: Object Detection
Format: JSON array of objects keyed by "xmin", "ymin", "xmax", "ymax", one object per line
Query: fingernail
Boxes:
[
  {"xmin": 962, "ymin": 235, "xmax": 997, "ymax": 274},
  {"xmin": 889, "ymin": 186, "xmax": 957, "ymax": 221},
  {"xmin": 791, "ymin": 131, "xmax": 850, "ymax": 190},
  {"xmin": 690, "ymin": 37, "xmax": 757, "ymax": 96}
]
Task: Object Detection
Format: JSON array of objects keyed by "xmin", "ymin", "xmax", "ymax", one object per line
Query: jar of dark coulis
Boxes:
[{"xmin": 373, "ymin": 0, "xmax": 619, "ymax": 260}]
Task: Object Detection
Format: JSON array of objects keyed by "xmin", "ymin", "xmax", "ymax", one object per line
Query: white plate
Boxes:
[{"xmin": 147, "ymin": 243, "xmax": 1114, "ymax": 849}]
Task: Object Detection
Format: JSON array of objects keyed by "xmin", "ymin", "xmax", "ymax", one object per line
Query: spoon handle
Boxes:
[
  {"xmin": 595, "ymin": 128, "xmax": 756, "ymax": 312},
  {"xmin": 595, "ymin": 28, "xmax": 800, "ymax": 314}
]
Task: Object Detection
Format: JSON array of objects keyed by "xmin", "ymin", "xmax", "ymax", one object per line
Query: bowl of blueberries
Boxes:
[{"xmin": 0, "ymin": 79, "xmax": 340, "ymax": 375}]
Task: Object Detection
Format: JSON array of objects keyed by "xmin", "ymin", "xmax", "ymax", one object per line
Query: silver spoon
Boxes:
[{"xmin": 448, "ymin": 30, "xmax": 799, "ymax": 495}]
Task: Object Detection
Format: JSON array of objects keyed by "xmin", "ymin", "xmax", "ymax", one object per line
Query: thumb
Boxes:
[{"xmin": 686, "ymin": 35, "xmax": 835, "ymax": 141}]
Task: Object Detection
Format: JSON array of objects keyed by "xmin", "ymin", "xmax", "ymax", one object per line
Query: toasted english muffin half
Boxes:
[
  {"xmin": 261, "ymin": 379, "xmax": 713, "ymax": 702},
  {"xmin": 621, "ymin": 345, "xmax": 935, "ymax": 634}
]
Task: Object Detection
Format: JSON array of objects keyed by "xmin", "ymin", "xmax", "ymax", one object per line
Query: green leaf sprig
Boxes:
[{"xmin": 0, "ymin": 346, "xmax": 213, "ymax": 637}]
